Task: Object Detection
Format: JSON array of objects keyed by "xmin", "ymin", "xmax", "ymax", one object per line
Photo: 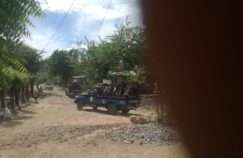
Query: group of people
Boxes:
[{"xmin": 92, "ymin": 81, "xmax": 139, "ymax": 97}]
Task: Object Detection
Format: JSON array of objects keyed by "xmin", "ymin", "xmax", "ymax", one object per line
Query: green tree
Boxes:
[
  {"xmin": 0, "ymin": 0, "xmax": 42, "ymax": 113},
  {"xmin": 46, "ymin": 23, "xmax": 146, "ymax": 90},
  {"xmin": 48, "ymin": 50, "xmax": 75, "ymax": 85},
  {"xmin": 0, "ymin": 0, "xmax": 42, "ymax": 42},
  {"xmin": 15, "ymin": 44, "xmax": 42, "ymax": 97},
  {"xmin": 79, "ymin": 24, "xmax": 146, "ymax": 84}
]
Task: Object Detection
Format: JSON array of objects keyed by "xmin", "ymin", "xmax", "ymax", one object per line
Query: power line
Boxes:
[
  {"xmin": 96, "ymin": 0, "xmax": 113, "ymax": 37},
  {"xmin": 80, "ymin": 0, "xmax": 112, "ymax": 44},
  {"xmin": 40, "ymin": 0, "xmax": 76, "ymax": 53},
  {"xmin": 40, "ymin": 0, "xmax": 114, "ymax": 53}
]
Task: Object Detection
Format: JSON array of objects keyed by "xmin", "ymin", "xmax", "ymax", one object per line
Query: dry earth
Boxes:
[{"xmin": 0, "ymin": 87, "xmax": 189, "ymax": 158}]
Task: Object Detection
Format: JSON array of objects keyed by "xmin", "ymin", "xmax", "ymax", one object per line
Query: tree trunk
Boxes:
[
  {"xmin": 0, "ymin": 90, "xmax": 5, "ymax": 109},
  {"xmin": 14, "ymin": 88, "xmax": 21, "ymax": 110},
  {"xmin": 21, "ymin": 87, "xmax": 26, "ymax": 104},
  {"xmin": 9, "ymin": 86, "xmax": 16, "ymax": 113},
  {"xmin": 30, "ymin": 79, "xmax": 35, "ymax": 97},
  {"xmin": 36, "ymin": 82, "xmax": 40, "ymax": 92},
  {"xmin": 25, "ymin": 84, "xmax": 30, "ymax": 102}
]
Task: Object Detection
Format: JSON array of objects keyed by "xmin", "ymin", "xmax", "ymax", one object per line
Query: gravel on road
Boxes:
[{"xmin": 105, "ymin": 123, "xmax": 180, "ymax": 145}]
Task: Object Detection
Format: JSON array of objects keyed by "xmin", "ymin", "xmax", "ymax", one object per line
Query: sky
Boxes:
[{"xmin": 23, "ymin": 0, "xmax": 142, "ymax": 58}]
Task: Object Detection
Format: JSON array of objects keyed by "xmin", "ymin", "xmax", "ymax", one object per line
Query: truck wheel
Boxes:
[
  {"xmin": 122, "ymin": 109, "xmax": 130, "ymax": 115},
  {"xmin": 77, "ymin": 104, "xmax": 83, "ymax": 110},
  {"xmin": 107, "ymin": 105, "xmax": 118, "ymax": 115}
]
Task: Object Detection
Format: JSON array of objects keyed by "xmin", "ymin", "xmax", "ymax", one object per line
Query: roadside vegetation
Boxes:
[
  {"xmin": 46, "ymin": 23, "xmax": 148, "ymax": 90},
  {"xmin": 0, "ymin": 0, "xmax": 42, "ymax": 117}
]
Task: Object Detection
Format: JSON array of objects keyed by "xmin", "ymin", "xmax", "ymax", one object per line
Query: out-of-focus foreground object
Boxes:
[{"xmin": 140, "ymin": 0, "xmax": 242, "ymax": 158}]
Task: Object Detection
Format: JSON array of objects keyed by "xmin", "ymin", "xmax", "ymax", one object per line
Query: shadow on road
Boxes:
[
  {"xmin": 82, "ymin": 108, "xmax": 142, "ymax": 117},
  {"xmin": 0, "ymin": 115, "xmax": 34, "ymax": 128},
  {"xmin": 0, "ymin": 109, "xmax": 35, "ymax": 128},
  {"xmin": 0, "ymin": 120, "xmax": 23, "ymax": 128},
  {"xmin": 13, "ymin": 115, "xmax": 33, "ymax": 121},
  {"xmin": 19, "ymin": 109, "xmax": 36, "ymax": 114},
  {"xmin": 39, "ymin": 92, "xmax": 63, "ymax": 99}
]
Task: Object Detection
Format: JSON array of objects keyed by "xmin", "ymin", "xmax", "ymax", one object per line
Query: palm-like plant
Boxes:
[{"xmin": 0, "ymin": 0, "xmax": 42, "ymax": 113}]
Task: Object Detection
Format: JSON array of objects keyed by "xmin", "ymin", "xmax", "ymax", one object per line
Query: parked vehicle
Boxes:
[
  {"xmin": 65, "ymin": 76, "xmax": 85, "ymax": 98},
  {"xmin": 74, "ymin": 71, "xmax": 141, "ymax": 114},
  {"xmin": 74, "ymin": 95, "xmax": 139, "ymax": 114}
]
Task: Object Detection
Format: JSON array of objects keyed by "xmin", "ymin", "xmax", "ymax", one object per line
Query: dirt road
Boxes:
[{"xmin": 0, "ymin": 87, "xmax": 189, "ymax": 158}]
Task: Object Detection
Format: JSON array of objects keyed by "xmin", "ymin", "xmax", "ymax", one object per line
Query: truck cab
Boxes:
[{"xmin": 65, "ymin": 76, "xmax": 85, "ymax": 98}]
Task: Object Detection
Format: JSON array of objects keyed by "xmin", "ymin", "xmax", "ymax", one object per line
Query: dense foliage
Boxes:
[
  {"xmin": 48, "ymin": 24, "xmax": 147, "ymax": 88},
  {"xmin": 48, "ymin": 50, "xmax": 76, "ymax": 85},
  {"xmin": 0, "ymin": 0, "xmax": 42, "ymax": 114},
  {"xmin": 0, "ymin": 0, "xmax": 42, "ymax": 42}
]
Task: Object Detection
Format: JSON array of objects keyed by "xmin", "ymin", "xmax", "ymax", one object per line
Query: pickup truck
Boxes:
[{"xmin": 74, "ymin": 95, "xmax": 140, "ymax": 114}]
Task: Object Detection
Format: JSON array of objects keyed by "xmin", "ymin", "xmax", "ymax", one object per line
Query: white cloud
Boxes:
[
  {"xmin": 27, "ymin": 0, "xmax": 142, "ymax": 58},
  {"xmin": 73, "ymin": 0, "xmax": 142, "ymax": 40},
  {"xmin": 23, "ymin": 27, "xmax": 67, "ymax": 58},
  {"xmin": 38, "ymin": 0, "xmax": 141, "ymax": 22}
]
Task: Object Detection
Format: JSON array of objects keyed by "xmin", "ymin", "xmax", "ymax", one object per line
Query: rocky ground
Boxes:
[
  {"xmin": 106, "ymin": 123, "xmax": 179, "ymax": 145},
  {"xmin": 0, "ymin": 87, "xmax": 189, "ymax": 158}
]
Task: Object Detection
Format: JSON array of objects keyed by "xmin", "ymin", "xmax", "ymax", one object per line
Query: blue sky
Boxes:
[{"xmin": 23, "ymin": 0, "xmax": 141, "ymax": 58}]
